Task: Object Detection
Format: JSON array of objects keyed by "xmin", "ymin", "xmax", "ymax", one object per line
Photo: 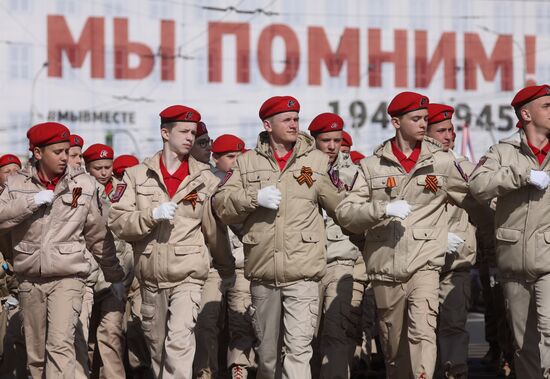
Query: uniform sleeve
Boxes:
[
  {"xmin": 335, "ymin": 164, "xmax": 388, "ymax": 234},
  {"xmin": 84, "ymin": 187, "xmax": 124, "ymax": 283},
  {"xmin": 108, "ymin": 171, "xmax": 158, "ymax": 241},
  {"xmin": 0, "ymin": 185, "xmax": 40, "ymax": 231},
  {"xmin": 202, "ymin": 192, "xmax": 235, "ymax": 279},
  {"xmin": 469, "ymin": 145, "xmax": 530, "ymax": 202},
  {"xmin": 213, "ymin": 162, "xmax": 258, "ymax": 225}
]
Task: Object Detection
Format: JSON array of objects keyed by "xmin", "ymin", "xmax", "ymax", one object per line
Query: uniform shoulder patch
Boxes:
[
  {"xmin": 109, "ymin": 183, "xmax": 127, "ymax": 203},
  {"xmin": 454, "ymin": 161, "xmax": 469, "ymax": 181},
  {"xmin": 218, "ymin": 170, "xmax": 233, "ymax": 187}
]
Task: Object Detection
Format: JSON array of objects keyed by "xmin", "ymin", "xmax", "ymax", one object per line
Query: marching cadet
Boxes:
[
  {"xmin": 194, "ymin": 134, "xmax": 254, "ymax": 379},
  {"xmin": 111, "ymin": 153, "xmax": 152, "ymax": 377},
  {"xmin": 335, "ymin": 92, "xmax": 474, "ymax": 379},
  {"xmin": 69, "ymin": 134, "xmax": 84, "ymax": 168},
  {"xmin": 83, "ymin": 144, "xmax": 133, "ymax": 379},
  {"xmin": 307, "ymin": 113, "xmax": 365, "ymax": 379},
  {"xmin": 190, "ymin": 121, "xmax": 212, "ymax": 164},
  {"xmin": 214, "ymin": 96, "xmax": 343, "ymax": 379},
  {"xmin": 469, "ymin": 84, "xmax": 550, "ymax": 378},
  {"xmin": 0, "ymin": 122, "xmax": 124, "ymax": 378},
  {"xmin": 108, "ymin": 105, "xmax": 235, "ymax": 379},
  {"xmin": 426, "ymin": 104, "xmax": 477, "ymax": 378}
]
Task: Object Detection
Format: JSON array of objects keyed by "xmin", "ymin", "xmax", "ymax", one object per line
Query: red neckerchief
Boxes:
[
  {"xmin": 527, "ymin": 140, "xmax": 550, "ymax": 166},
  {"xmin": 273, "ymin": 149, "xmax": 293, "ymax": 171},
  {"xmin": 37, "ymin": 168, "xmax": 63, "ymax": 190},
  {"xmin": 391, "ymin": 140, "xmax": 421, "ymax": 173},
  {"xmin": 159, "ymin": 156, "xmax": 189, "ymax": 198}
]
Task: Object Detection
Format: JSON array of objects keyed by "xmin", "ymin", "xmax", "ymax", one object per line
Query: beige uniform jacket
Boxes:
[
  {"xmin": 443, "ymin": 154, "xmax": 477, "ymax": 272},
  {"xmin": 0, "ymin": 165, "xmax": 123, "ymax": 282},
  {"xmin": 335, "ymin": 137, "xmax": 474, "ymax": 282},
  {"xmin": 469, "ymin": 130, "xmax": 550, "ymax": 281},
  {"xmin": 214, "ymin": 131, "xmax": 343, "ymax": 285},
  {"xmin": 108, "ymin": 152, "xmax": 234, "ymax": 289},
  {"xmin": 325, "ymin": 152, "xmax": 361, "ymax": 263}
]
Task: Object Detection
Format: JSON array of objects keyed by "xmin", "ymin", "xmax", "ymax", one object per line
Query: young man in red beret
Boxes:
[
  {"xmin": 82, "ymin": 143, "xmax": 133, "ymax": 379},
  {"xmin": 470, "ymin": 84, "xmax": 550, "ymax": 378},
  {"xmin": 68, "ymin": 134, "xmax": 84, "ymax": 168},
  {"xmin": 426, "ymin": 104, "xmax": 478, "ymax": 378},
  {"xmin": 190, "ymin": 121, "xmax": 212, "ymax": 164},
  {"xmin": 336, "ymin": 92, "xmax": 475, "ymax": 379},
  {"xmin": 0, "ymin": 122, "xmax": 123, "ymax": 378},
  {"xmin": 0, "ymin": 155, "xmax": 21, "ymax": 187},
  {"xmin": 108, "ymin": 105, "xmax": 234, "ymax": 378},
  {"xmin": 194, "ymin": 134, "xmax": 255, "ymax": 379},
  {"xmin": 214, "ymin": 96, "xmax": 343, "ymax": 379},
  {"xmin": 308, "ymin": 113, "xmax": 366, "ymax": 379}
]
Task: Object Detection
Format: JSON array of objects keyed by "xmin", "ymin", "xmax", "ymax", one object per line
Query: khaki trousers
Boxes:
[
  {"xmin": 250, "ymin": 280, "xmax": 319, "ymax": 379},
  {"xmin": 437, "ymin": 269, "xmax": 471, "ymax": 377},
  {"xmin": 19, "ymin": 278, "xmax": 85, "ymax": 379},
  {"xmin": 372, "ymin": 270, "xmax": 439, "ymax": 379},
  {"xmin": 89, "ymin": 292, "xmax": 126, "ymax": 379},
  {"xmin": 194, "ymin": 270, "xmax": 223, "ymax": 379},
  {"xmin": 0, "ymin": 302, "xmax": 27, "ymax": 379},
  {"xmin": 316, "ymin": 262, "xmax": 364, "ymax": 379},
  {"xmin": 125, "ymin": 278, "xmax": 153, "ymax": 375},
  {"xmin": 75, "ymin": 285, "xmax": 94, "ymax": 379},
  {"xmin": 503, "ymin": 273, "xmax": 550, "ymax": 379},
  {"xmin": 140, "ymin": 281, "xmax": 202, "ymax": 379},
  {"xmin": 226, "ymin": 269, "xmax": 255, "ymax": 369}
]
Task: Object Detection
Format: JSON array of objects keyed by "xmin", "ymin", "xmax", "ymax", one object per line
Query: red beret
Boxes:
[
  {"xmin": 341, "ymin": 131, "xmax": 353, "ymax": 148},
  {"xmin": 212, "ymin": 134, "xmax": 246, "ymax": 154},
  {"xmin": 259, "ymin": 96, "xmax": 300, "ymax": 120},
  {"xmin": 308, "ymin": 113, "xmax": 344, "ymax": 134},
  {"xmin": 159, "ymin": 105, "xmax": 201, "ymax": 124},
  {"xmin": 387, "ymin": 92, "xmax": 429, "ymax": 117},
  {"xmin": 511, "ymin": 85, "xmax": 550, "ymax": 110},
  {"xmin": 113, "ymin": 155, "xmax": 139, "ymax": 177},
  {"xmin": 349, "ymin": 151, "xmax": 365, "ymax": 164},
  {"xmin": 83, "ymin": 144, "xmax": 114, "ymax": 163},
  {"xmin": 427, "ymin": 104, "xmax": 454, "ymax": 125},
  {"xmin": 70, "ymin": 134, "xmax": 84, "ymax": 148},
  {"xmin": 196, "ymin": 121, "xmax": 208, "ymax": 137},
  {"xmin": 0, "ymin": 154, "xmax": 21, "ymax": 168},
  {"xmin": 27, "ymin": 122, "xmax": 70, "ymax": 149}
]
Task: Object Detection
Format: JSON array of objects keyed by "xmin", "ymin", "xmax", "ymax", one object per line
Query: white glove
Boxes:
[
  {"xmin": 447, "ymin": 232, "xmax": 464, "ymax": 254},
  {"xmin": 153, "ymin": 202, "xmax": 178, "ymax": 220},
  {"xmin": 110, "ymin": 282, "xmax": 126, "ymax": 301},
  {"xmin": 529, "ymin": 170, "xmax": 550, "ymax": 190},
  {"xmin": 385, "ymin": 200, "xmax": 411, "ymax": 219},
  {"xmin": 34, "ymin": 190, "xmax": 55, "ymax": 206},
  {"xmin": 257, "ymin": 185, "xmax": 282, "ymax": 210}
]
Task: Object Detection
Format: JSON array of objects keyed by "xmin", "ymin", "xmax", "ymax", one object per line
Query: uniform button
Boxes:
[{"xmin": 278, "ymin": 179, "xmax": 281, "ymax": 182}]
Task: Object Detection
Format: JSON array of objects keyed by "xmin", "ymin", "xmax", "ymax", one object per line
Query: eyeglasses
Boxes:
[{"xmin": 196, "ymin": 138, "xmax": 212, "ymax": 148}]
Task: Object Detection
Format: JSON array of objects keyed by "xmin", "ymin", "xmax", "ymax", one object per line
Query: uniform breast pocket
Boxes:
[
  {"xmin": 136, "ymin": 187, "xmax": 161, "ymax": 209},
  {"xmin": 369, "ymin": 176, "xmax": 394, "ymax": 200},
  {"xmin": 414, "ymin": 175, "xmax": 445, "ymax": 202},
  {"xmin": 246, "ymin": 171, "xmax": 273, "ymax": 190},
  {"xmin": 57, "ymin": 193, "xmax": 88, "ymax": 220}
]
